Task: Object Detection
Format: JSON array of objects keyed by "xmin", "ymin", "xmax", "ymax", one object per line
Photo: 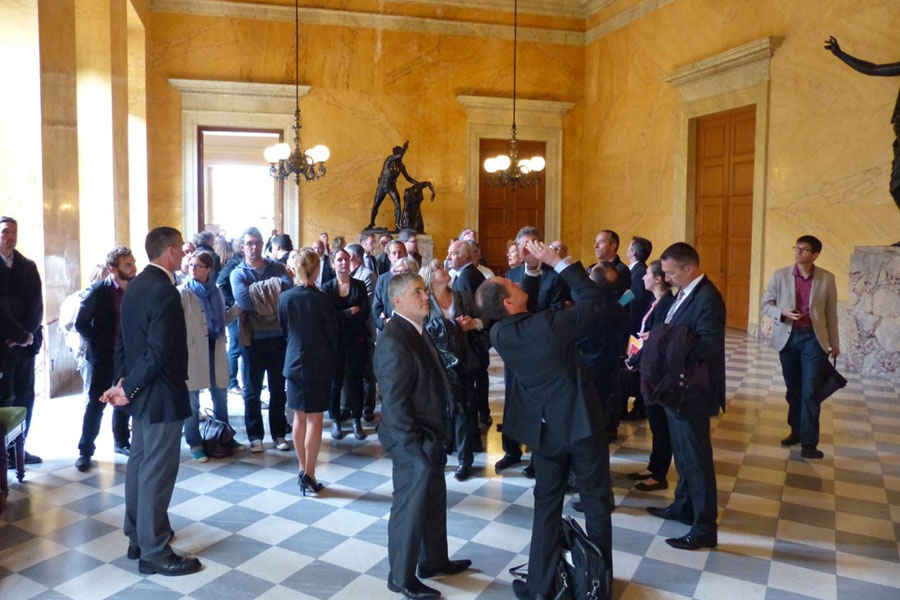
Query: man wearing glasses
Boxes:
[{"xmin": 761, "ymin": 235, "xmax": 839, "ymax": 459}]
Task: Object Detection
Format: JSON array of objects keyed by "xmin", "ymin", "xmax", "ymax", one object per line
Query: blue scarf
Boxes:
[{"xmin": 186, "ymin": 276, "xmax": 226, "ymax": 339}]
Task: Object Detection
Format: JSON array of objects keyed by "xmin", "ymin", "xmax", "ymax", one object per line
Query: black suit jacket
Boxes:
[
  {"xmin": 452, "ymin": 264, "xmax": 485, "ymax": 295},
  {"xmin": 372, "ymin": 271, "xmax": 395, "ymax": 331},
  {"xmin": 375, "ymin": 252, "xmax": 391, "ymax": 276},
  {"xmin": 665, "ymin": 276, "xmax": 726, "ymax": 416},
  {"xmin": 322, "ymin": 278, "xmax": 372, "ymax": 345},
  {"xmin": 0, "ymin": 249, "xmax": 43, "ymax": 354},
  {"xmin": 374, "ymin": 315, "xmax": 451, "ymax": 458},
  {"xmin": 629, "ymin": 262, "xmax": 654, "ymax": 334},
  {"xmin": 491, "ymin": 262, "xmax": 608, "ymax": 454},
  {"xmin": 507, "ymin": 264, "xmax": 570, "ymax": 312},
  {"xmin": 115, "ymin": 265, "xmax": 191, "ymax": 423},
  {"xmin": 75, "ymin": 278, "xmax": 120, "ymax": 366},
  {"xmin": 320, "ymin": 256, "xmax": 336, "ymax": 285},
  {"xmin": 278, "ymin": 285, "xmax": 338, "ymax": 391}
]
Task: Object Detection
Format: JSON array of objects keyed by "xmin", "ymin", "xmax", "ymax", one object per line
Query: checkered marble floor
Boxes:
[{"xmin": 2, "ymin": 330, "xmax": 899, "ymax": 600}]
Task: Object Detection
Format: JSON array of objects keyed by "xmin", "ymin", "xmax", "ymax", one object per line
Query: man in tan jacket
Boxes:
[{"xmin": 761, "ymin": 235, "xmax": 839, "ymax": 459}]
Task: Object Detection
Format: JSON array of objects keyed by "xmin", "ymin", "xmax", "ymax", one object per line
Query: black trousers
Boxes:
[
  {"xmin": 78, "ymin": 358, "xmax": 131, "ymax": 456},
  {"xmin": 1, "ymin": 350, "xmax": 36, "ymax": 440},
  {"xmin": 501, "ymin": 366, "xmax": 524, "ymax": 458},
  {"xmin": 452, "ymin": 378, "xmax": 479, "ymax": 467},
  {"xmin": 665, "ymin": 407, "xmax": 717, "ymax": 538},
  {"xmin": 472, "ymin": 363, "xmax": 490, "ymax": 420},
  {"xmin": 386, "ymin": 443, "xmax": 450, "ymax": 587},
  {"xmin": 529, "ymin": 434, "xmax": 612, "ymax": 597},
  {"xmin": 363, "ymin": 343, "xmax": 376, "ymax": 413},
  {"xmin": 330, "ymin": 340, "xmax": 366, "ymax": 421},
  {"xmin": 645, "ymin": 403, "xmax": 672, "ymax": 481},
  {"xmin": 241, "ymin": 336, "xmax": 287, "ymax": 441}
]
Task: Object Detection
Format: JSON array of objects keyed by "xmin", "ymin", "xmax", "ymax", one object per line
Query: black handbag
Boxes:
[
  {"xmin": 816, "ymin": 357, "xmax": 847, "ymax": 404},
  {"xmin": 201, "ymin": 409, "xmax": 236, "ymax": 459}
]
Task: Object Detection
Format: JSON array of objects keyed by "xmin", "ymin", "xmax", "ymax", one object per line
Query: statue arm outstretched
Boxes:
[{"xmin": 826, "ymin": 36, "xmax": 900, "ymax": 77}]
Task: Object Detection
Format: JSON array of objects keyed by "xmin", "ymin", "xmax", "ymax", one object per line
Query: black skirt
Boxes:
[{"xmin": 286, "ymin": 377, "xmax": 330, "ymax": 413}]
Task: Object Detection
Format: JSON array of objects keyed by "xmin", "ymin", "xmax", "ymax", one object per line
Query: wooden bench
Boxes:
[{"xmin": 0, "ymin": 406, "xmax": 26, "ymax": 514}]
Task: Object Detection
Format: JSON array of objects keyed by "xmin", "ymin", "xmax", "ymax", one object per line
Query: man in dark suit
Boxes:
[
  {"xmin": 74, "ymin": 246, "xmax": 136, "ymax": 471},
  {"xmin": 500, "ymin": 227, "xmax": 569, "ymax": 475},
  {"xmin": 374, "ymin": 272, "xmax": 471, "ymax": 599},
  {"xmin": 476, "ymin": 240, "xmax": 612, "ymax": 600},
  {"xmin": 372, "ymin": 241, "xmax": 409, "ymax": 333},
  {"xmin": 0, "ymin": 216, "xmax": 44, "ymax": 467},
  {"xmin": 589, "ymin": 229, "xmax": 631, "ymax": 288},
  {"xmin": 360, "ymin": 231, "xmax": 380, "ymax": 275},
  {"xmin": 314, "ymin": 239, "xmax": 335, "ymax": 286},
  {"xmin": 448, "ymin": 240, "xmax": 484, "ymax": 295},
  {"xmin": 102, "ymin": 227, "xmax": 201, "ymax": 576},
  {"xmin": 646, "ymin": 242, "xmax": 725, "ymax": 551},
  {"xmin": 374, "ymin": 233, "xmax": 394, "ymax": 275},
  {"xmin": 622, "ymin": 236, "xmax": 654, "ymax": 421}
]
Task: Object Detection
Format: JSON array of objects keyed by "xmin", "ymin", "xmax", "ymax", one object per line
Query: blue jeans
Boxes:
[
  {"xmin": 227, "ymin": 320, "xmax": 241, "ymax": 389},
  {"xmin": 779, "ymin": 328, "xmax": 829, "ymax": 447},
  {"xmin": 183, "ymin": 340, "xmax": 230, "ymax": 449}
]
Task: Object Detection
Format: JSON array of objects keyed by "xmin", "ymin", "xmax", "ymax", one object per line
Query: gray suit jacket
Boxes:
[{"xmin": 761, "ymin": 264, "xmax": 838, "ymax": 353}]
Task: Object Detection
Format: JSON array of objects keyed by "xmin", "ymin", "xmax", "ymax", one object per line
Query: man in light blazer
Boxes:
[{"xmin": 761, "ymin": 235, "xmax": 839, "ymax": 459}]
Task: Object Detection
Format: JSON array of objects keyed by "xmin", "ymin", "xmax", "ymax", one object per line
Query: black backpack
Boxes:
[
  {"xmin": 510, "ymin": 516, "xmax": 611, "ymax": 600},
  {"xmin": 201, "ymin": 409, "xmax": 236, "ymax": 459}
]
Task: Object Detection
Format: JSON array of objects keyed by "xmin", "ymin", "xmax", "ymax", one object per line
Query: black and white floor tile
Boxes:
[{"xmin": 2, "ymin": 330, "xmax": 899, "ymax": 599}]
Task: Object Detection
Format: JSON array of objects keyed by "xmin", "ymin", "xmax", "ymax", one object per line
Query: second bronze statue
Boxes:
[{"xmin": 366, "ymin": 141, "xmax": 435, "ymax": 233}]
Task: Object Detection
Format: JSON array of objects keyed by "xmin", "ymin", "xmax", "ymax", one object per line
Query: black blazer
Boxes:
[
  {"xmin": 0, "ymin": 249, "xmax": 43, "ymax": 354},
  {"xmin": 507, "ymin": 264, "xmax": 570, "ymax": 312},
  {"xmin": 75, "ymin": 278, "xmax": 120, "ymax": 366},
  {"xmin": 665, "ymin": 276, "xmax": 726, "ymax": 416},
  {"xmin": 278, "ymin": 285, "xmax": 338, "ymax": 390},
  {"xmin": 374, "ymin": 315, "xmax": 452, "ymax": 457},
  {"xmin": 320, "ymin": 256, "xmax": 336, "ymax": 285},
  {"xmin": 115, "ymin": 265, "xmax": 191, "ymax": 423},
  {"xmin": 629, "ymin": 262, "xmax": 654, "ymax": 335},
  {"xmin": 375, "ymin": 252, "xmax": 391, "ymax": 276},
  {"xmin": 452, "ymin": 263, "xmax": 485, "ymax": 295},
  {"xmin": 490, "ymin": 262, "xmax": 609, "ymax": 454},
  {"xmin": 372, "ymin": 271, "xmax": 395, "ymax": 331},
  {"xmin": 322, "ymin": 278, "xmax": 371, "ymax": 346}
]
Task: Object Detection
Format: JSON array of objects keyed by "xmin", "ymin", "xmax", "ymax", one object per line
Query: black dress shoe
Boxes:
[
  {"xmin": 114, "ymin": 443, "xmax": 131, "ymax": 456},
  {"xmin": 513, "ymin": 578, "xmax": 550, "ymax": 600},
  {"xmin": 138, "ymin": 553, "xmax": 202, "ymax": 576},
  {"xmin": 521, "ymin": 463, "xmax": 535, "ymax": 479},
  {"xmin": 665, "ymin": 533, "xmax": 717, "ymax": 550},
  {"xmin": 127, "ymin": 545, "xmax": 141, "ymax": 560},
  {"xmin": 352, "ymin": 419, "xmax": 367, "ymax": 440},
  {"xmin": 75, "ymin": 455, "xmax": 91, "ymax": 472},
  {"xmin": 494, "ymin": 454, "xmax": 521, "ymax": 471},
  {"xmin": 647, "ymin": 506, "xmax": 691, "ymax": 525},
  {"xmin": 23, "ymin": 451, "xmax": 42, "ymax": 464},
  {"xmin": 387, "ymin": 574, "xmax": 441, "ymax": 599},
  {"xmin": 801, "ymin": 445, "xmax": 824, "ymax": 459},
  {"xmin": 781, "ymin": 432, "xmax": 800, "ymax": 446},
  {"xmin": 634, "ymin": 479, "xmax": 668, "ymax": 492},
  {"xmin": 627, "ymin": 471, "xmax": 653, "ymax": 481},
  {"xmin": 331, "ymin": 422, "xmax": 344, "ymax": 440},
  {"xmin": 417, "ymin": 558, "xmax": 472, "ymax": 578},
  {"xmin": 454, "ymin": 464, "xmax": 472, "ymax": 481}
]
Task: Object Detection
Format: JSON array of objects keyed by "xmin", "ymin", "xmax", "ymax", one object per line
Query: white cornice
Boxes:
[
  {"xmin": 664, "ymin": 37, "xmax": 777, "ymax": 87},
  {"xmin": 457, "ymin": 95, "xmax": 574, "ymax": 126},
  {"xmin": 151, "ymin": 0, "xmax": 585, "ymax": 46},
  {"xmin": 384, "ymin": 0, "xmax": 588, "ymax": 19},
  {"xmin": 585, "ymin": 0, "xmax": 674, "ymax": 44},
  {"xmin": 169, "ymin": 78, "xmax": 310, "ymax": 113}
]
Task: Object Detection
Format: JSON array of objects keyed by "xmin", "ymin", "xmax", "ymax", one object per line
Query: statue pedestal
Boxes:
[
  {"xmin": 843, "ymin": 246, "xmax": 900, "ymax": 379},
  {"xmin": 418, "ymin": 234, "xmax": 434, "ymax": 267}
]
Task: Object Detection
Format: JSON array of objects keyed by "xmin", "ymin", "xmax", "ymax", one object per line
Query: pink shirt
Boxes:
[{"xmin": 792, "ymin": 264, "xmax": 814, "ymax": 328}]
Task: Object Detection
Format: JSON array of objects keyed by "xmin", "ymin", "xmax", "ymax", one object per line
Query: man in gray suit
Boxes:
[
  {"xmin": 761, "ymin": 235, "xmax": 839, "ymax": 459},
  {"xmin": 102, "ymin": 227, "xmax": 201, "ymax": 576}
]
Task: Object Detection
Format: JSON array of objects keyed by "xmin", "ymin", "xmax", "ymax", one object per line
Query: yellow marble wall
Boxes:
[
  {"xmin": 145, "ymin": 10, "xmax": 584, "ymax": 254},
  {"xmin": 582, "ymin": 0, "xmax": 900, "ymax": 308}
]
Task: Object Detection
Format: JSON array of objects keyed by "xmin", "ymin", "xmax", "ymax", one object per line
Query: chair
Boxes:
[{"xmin": 0, "ymin": 406, "xmax": 26, "ymax": 514}]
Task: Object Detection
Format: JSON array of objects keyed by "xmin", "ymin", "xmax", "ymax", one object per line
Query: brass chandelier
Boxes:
[
  {"xmin": 483, "ymin": 0, "xmax": 545, "ymax": 188},
  {"xmin": 263, "ymin": 0, "xmax": 329, "ymax": 183}
]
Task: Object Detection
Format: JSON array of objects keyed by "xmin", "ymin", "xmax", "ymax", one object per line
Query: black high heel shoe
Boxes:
[{"xmin": 299, "ymin": 471, "xmax": 324, "ymax": 495}]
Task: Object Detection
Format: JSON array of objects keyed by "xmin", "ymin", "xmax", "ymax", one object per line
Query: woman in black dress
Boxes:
[
  {"xmin": 278, "ymin": 248, "xmax": 338, "ymax": 494},
  {"xmin": 419, "ymin": 259, "xmax": 483, "ymax": 481},
  {"xmin": 322, "ymin": 248, "xmax": 371, "ymax": 440}
]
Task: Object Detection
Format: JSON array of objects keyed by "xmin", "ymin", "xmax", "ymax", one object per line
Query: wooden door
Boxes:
[
  {"xmin": 478, "ymin": 138, "xmax": 546, "ymax": 274},
  {"xmin": 694, "ymin": 105, "xmax": 755, "ymax": 330}
]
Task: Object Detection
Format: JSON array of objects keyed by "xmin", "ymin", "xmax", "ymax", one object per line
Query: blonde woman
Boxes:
[{"xmin": 278, "ymin": 248, "xmax": 338, "ymax": 494}]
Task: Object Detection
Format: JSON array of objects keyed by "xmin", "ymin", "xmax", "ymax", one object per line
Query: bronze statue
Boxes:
[
  {"xmin": 400, "ymin": 181, "xmax": 435, "ymax": 234},
  {"xmin": 826, "ymin": 36, "xmax": 900, "ymax": 211},
  {"xmin": 366, "ymin": 141, "xmax": 420, "ymax": 231}
]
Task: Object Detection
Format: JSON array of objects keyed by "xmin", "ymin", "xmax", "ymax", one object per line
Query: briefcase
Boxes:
[{"xmin": 816, "ymin": 357, "xmax": 847, "ymax": 404}]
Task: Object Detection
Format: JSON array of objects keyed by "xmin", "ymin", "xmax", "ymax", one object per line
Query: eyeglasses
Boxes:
[{"xmin": 792, "ymin": 246, "xmax": 815, "ymax": 254}]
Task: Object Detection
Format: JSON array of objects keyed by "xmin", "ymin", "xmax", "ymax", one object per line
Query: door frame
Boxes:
[
  {"xmin": 458, "ymin": 95, "xmax": 573, "ymax": 243},
  {"xmin": 667, "ymin": 38, "xmax": 775, "ymax": 335}
]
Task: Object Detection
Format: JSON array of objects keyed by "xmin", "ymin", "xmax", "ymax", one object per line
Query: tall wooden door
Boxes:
[
  {"xmin": 478, "ymin": 138, "xmax": 546, "ymax": 275},
  {"xmin": 694, "ymin": 105, "xmax": 755, "ymax": 330}
]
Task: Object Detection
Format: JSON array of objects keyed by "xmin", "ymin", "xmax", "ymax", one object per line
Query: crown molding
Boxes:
[
  {"xmin": 664, "ymin": 37, "xmax": 777, "ymax": 88},
  {"xmin": 585, "ymin": 0, "xmax": 674, "ymax": 44},
  {"xmin": 169, "ymin": 78, "xmax": 311, "ymax": 113},
  {"xmin": 383, "ymin": 0, "xmax": 588, "ymax": 19}
]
